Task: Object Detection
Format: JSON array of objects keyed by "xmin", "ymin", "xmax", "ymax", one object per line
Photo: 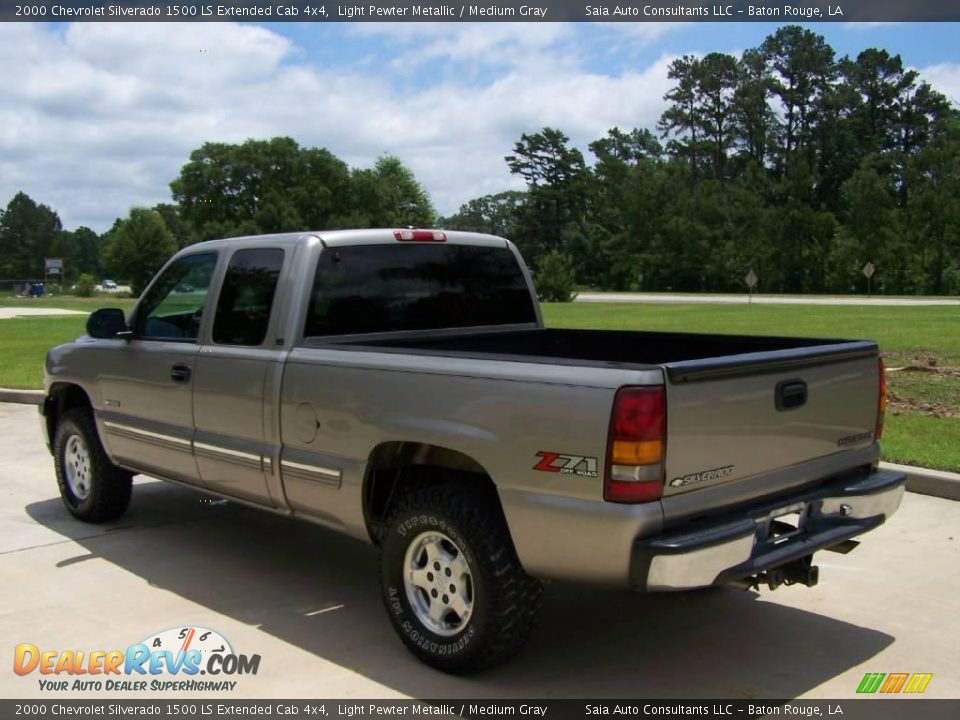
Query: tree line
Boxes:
[
  {"xmin": 444, "ymin": 26, "xmax": 960, "ymax": 296},
  {"xmin": 0, "ymin": 137, "xmax": 435, "ymax": 295},
  {"xmin": 1, "ymin": 26, "xmax": 957, "ymax": 298}
]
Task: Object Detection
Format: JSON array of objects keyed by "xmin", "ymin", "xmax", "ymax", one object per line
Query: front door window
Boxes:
[{"xmin": 135, "ymin": 253, "xmax": 217, "ymax": 341}]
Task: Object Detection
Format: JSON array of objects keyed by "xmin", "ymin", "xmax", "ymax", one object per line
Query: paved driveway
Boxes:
[
  {"xmin": 0, "ymin": 307, "xmax": 86, "ymax": 319},
  {"xmin": 576, "ymin": 293, "xmax": 960, "ymax": 306},
  {"xmin": 1, "ymin": 402, "xmax": 957, "ymax": 699}
]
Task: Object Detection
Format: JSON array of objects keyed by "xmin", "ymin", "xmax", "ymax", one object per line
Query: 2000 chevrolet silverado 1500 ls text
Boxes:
[{"xmin": 41, "ymin": 229, "xmax": 905, "ymax": 673}]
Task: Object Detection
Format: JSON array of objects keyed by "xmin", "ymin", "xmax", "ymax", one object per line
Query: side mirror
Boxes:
[{"xmin": 87, "ymin": 308, "xmax": 129, "ymax": 339}]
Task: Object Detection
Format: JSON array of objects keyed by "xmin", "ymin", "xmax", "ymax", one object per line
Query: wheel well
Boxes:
[
  {"xmin": 45, "ymin": 384, "xmax": 92, "ymax": 446},
  {"xmin": 363, "ymin": 442, "xmax": 499, "ymax": 544}
]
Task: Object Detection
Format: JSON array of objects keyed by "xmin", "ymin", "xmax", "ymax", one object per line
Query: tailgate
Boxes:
[{"xmin": 662, "ymin": 342, "xmax": 881, "ymax": 508}]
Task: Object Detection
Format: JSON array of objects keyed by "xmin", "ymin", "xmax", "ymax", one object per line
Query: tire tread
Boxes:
[
  {"xmin": 380, "ymin": 482, "xmax": 542, "ymax": 673},
  {"xmin": 54, "ymin": 407, "xmax": 132, "ymax": 523}
]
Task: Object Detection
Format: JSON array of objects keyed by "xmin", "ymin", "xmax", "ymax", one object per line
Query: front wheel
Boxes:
[
  {"xmin": 379, "ymin": 484, "xmax": 542, "ymax": 673},
  {"xmin": 53, "ymin": 408, "xmax": 133, "ymax": 523}
]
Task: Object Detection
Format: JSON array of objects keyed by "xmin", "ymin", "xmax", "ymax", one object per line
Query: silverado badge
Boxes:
[{"xmin": 670, "ymin": 465, "xmax": 735, "ymax": 488}]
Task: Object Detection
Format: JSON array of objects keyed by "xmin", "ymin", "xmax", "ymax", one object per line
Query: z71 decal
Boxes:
[{"xmin": 533, "ymin": 452, "xmax": 599, "ymax": 478}]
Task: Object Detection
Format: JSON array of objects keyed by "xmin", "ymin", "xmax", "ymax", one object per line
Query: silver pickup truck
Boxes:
[{"xmin": 41, "ymin": 229, "xmax": 905, "ymax": 673}]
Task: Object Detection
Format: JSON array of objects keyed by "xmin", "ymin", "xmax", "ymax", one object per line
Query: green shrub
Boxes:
[
  {"xmin": 74, "ymin": 274, "xmax": 96, "ymax": 298},
  {"xmin": 535, "ymin": 250, "xmax": 577, "ymax": 302}
]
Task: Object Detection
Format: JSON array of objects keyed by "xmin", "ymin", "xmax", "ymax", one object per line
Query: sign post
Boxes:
[
  {"xmin": 862, "ymin": 262, "xmax": 876, "ymax": 297},
  {"xmin": 744, "ymin": 269, "xmax": 758, "ymax": 304},
  {"xmin": 44, "ymin": 258, "xmax": 63, "ymax": 292}
]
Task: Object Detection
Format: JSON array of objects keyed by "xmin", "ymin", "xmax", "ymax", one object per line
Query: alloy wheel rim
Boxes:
[
  {"xmin": 403, "ymin": 530, "xmax": 474, "ymax": 637},
  {"xmin": 64, "ymin": 434, "xmax": 92, "ymax": 500}
]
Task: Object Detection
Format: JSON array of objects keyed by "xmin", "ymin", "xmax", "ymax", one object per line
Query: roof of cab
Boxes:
[{"xmin": 183, "ymin": 228, "xmax": 510, "ymax": 252}]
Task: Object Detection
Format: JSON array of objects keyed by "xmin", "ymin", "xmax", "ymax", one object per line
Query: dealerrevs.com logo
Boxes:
[{"xmin": 13, "ymin": 626, "xmax": 260, "ymax": 692}]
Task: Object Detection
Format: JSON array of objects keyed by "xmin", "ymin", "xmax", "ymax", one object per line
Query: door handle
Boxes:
[
  {"xmin": 775, "ymin": 379, "xmax": 807, "ymax": 411},
  {"xmin": 170, "ymin": 363, "xmax": 192, "ymax": 383}
]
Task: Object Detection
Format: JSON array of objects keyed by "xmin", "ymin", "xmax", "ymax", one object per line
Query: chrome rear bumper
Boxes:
[{"xmin": 630, "ymin": 467, "xmax": 906, "ymax": 591}]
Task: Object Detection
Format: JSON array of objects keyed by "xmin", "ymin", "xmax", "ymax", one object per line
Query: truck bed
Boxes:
[
  {"xmin": 336, "ymin": 327, "xmax": 876, "ymax": 379},
  {"xmin": 330, "ymin": 327, "xmax": 881, "ymax": 510}
]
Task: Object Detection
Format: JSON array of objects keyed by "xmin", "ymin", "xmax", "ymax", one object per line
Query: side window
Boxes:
[
  {"xmin": 212, "ymin": 248, "xmax": 285, "ymax": 346},
  {"xmin": 136, "ymin": 253, "xmax": 217, "ymax": 341}
]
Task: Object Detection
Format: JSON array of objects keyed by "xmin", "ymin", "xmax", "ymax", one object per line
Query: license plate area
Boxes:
[{"xmin": 759, "ymin": 503, "xmax": 808, "ymax": 545}]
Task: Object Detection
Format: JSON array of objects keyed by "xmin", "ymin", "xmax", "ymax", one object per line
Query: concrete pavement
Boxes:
[
  {"xmin": 0, "ymin": 389, "xmax": 42, "ymax": 405},
  {"xmin": 884, "ymin": 461, "xmax": 960, "ymax": 501},
  {"xmin": 576, "ymin": 292, "xmax": 960, "ymax": 306},
  {"xmin": 0, "ymin": 307, "xmax": 87, "ymax": 319},
  {"xmin": 1, "ymin": 401, "xmax": 958, "ymax": 700}
]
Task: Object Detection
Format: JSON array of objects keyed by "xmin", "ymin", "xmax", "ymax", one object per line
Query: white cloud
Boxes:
[
  {"xmin": 918, "ymin": 62, "xmax": 960, "ymax": 106},
  {"xmin": 350, "ymin": 21, "xmax": 574, "ymax": 70},
  {"xmin": 600, "ymin": 21, "xmax": 682, "ymax": 44},
  {"xmin": 0, "ymin": 22, "xmax": 677, "ymax": 231}
]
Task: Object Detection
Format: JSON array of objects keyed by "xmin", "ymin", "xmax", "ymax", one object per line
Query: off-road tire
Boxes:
[
  {"xmin": 53, "ymin": 408, "xmax": 133, "ymax": 523},
  {"xmin": 379, "ymin": 483, "xmax": 542, "ymax": 673}
]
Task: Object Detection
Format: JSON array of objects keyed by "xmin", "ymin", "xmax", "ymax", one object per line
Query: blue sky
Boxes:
[
  {"xmin": 277, "ymin": 22, "xmax": 960, "ymax": 93},
  {"xmin": 623, "ymin": 22, "xmax": 960, "ymax": 69},
  {"xmin": 1, "ymin": 21, "xmax": 958, "ymax": 231}
]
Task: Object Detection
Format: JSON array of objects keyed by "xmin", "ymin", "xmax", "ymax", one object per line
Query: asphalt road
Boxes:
[
  {"xmin": 576, "ymin": 292, "xmax": 960, "ymax": 306},
  {"xmin": 1, "ymin": 402, "xmax": 957, "ymax": 700}
]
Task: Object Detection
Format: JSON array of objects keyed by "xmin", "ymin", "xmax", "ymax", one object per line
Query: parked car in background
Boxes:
[{"xmin": 101, "ymin": 279, "xmax": 118, "ymax": 291}]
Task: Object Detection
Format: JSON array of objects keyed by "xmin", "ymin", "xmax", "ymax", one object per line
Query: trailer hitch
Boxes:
[{"xmin": 730, "ymin": 555, "xmax": 819, "ymax": 591}]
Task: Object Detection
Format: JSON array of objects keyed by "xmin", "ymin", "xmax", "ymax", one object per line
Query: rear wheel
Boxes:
[
  {"xmin": 379, "ymin": 483, "xmax": 542, "ymax": 673},
  {"xmin": 54, "ymin": 408, "xmax": 132, "ymax": 523}
]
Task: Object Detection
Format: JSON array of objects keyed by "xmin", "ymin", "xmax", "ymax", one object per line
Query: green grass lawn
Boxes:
[
  {"xmin": 543, "ymin": 302, "xmax": 960, "ymax": 364},
  {"xmin": 0, "ymin": 296, "xmax": 136, "ymax": 389},
  {"xmin": 0, "ymin": 316, "xmax": 90, "ymax": 389},
  {"xmin": 881, "ymin": 414, "xmax": 960, "ymax": 472},
  {"xmin": 1, "ymin": 297, "xmax": 957, "ymax": 472},
  {"xmin": 543, "ymin": 302, "xmax": 960, "ymax": 473}
]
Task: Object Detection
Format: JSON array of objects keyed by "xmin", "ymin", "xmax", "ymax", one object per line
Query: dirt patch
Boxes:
[
  {"xmin": 886, "ymin": 363, "xmax": 960, "ymax": 418},
  {"xmin": 882, "ymin": 351, "xmax": 943, "ymax": 368},
  {"xmin": 887, "ymin": 392, "xmax": 958, "ymax": 418},
  {"xmin": 888, "ymin": 365, "xmax": 960, "ymax": 379}
]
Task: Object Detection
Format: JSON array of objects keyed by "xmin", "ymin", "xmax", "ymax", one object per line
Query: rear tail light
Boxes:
[
  {"xmin": 605, "ymin": 386, "xmax": 666, "ymax": 503},
  {"xmin": 394, "ymin": 229, "xmax": 447, "ymax": 242},
  {"xmin": 876, "ymin": 357, "xmax": 886, "ymax": 440}
]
